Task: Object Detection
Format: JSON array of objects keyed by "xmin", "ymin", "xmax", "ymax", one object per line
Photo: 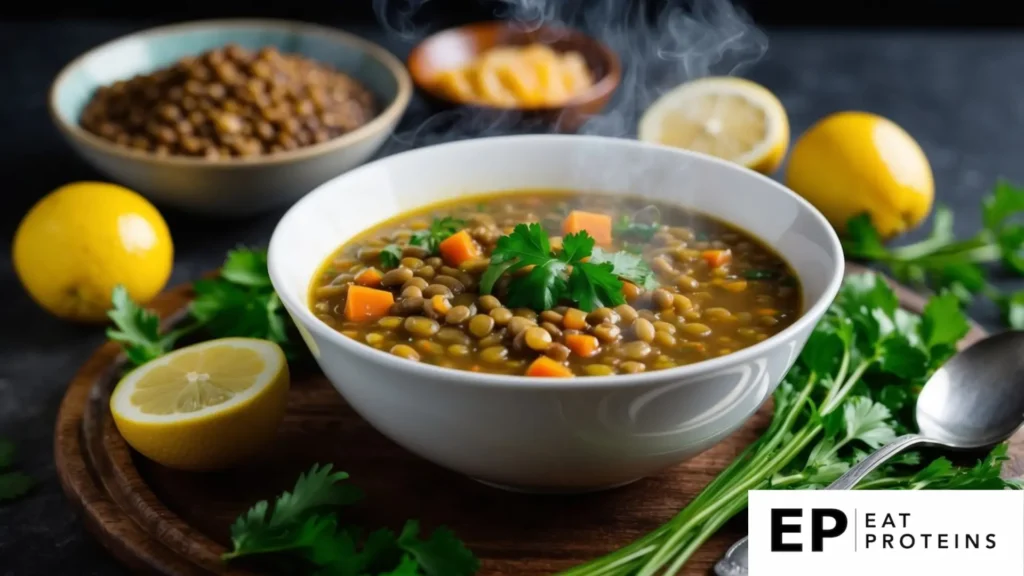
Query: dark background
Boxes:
[{"xmin": 0, "ymin": 0, "xmax": 1019, "ymax": 28}]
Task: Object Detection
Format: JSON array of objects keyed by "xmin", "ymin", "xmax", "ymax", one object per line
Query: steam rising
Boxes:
[{"xmin": 376, "ymin": 0, "xmax": 768, "ymax": 152}]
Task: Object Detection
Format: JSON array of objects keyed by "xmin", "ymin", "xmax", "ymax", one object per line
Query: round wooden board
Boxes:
[{"xmin": 55, "ymin": 264, "xmax": 1022, "ymax": 576}]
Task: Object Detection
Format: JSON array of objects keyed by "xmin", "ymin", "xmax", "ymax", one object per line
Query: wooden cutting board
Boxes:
[{"xmin": 54, "ymin": 264, "xmax": 1023, "ymax": 576}]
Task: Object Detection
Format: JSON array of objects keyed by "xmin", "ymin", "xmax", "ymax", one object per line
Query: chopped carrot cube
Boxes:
[
  {"xmin": 563, "ymin": 308, "xmax": 588, "ymax": 330},
  {"xmin": 562, "ymin": 211, "xmax": 613, "ymax": 246},
  {"xmin": 354, "ymin": 267, "xmax": 384, "ymax": 287},
  {"xmin": 526, "ymin": 356, "xmax": 575, "ymax": 377},
  {"xmin": 431, "ymin": 294, "xmax": 452, "ymax": 314},
  {"xmin": 564, "ymin": 334, "xmax": 600, "ymax": 358},
  {"xmin": 439, "ymin": 230, "xmax": 482, "ymax": 267},
  {"xmin": 344, "ymin": 285, "xmax": 395, "ymax": 322},
  {"xmin": 701, "ymin": 249, "xmax": 732, "ymax": 268}
]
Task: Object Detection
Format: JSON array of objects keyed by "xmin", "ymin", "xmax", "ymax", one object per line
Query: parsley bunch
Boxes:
[
  {"xmin": 224, "ymin": 464, "xmax": 478, "ymax": 576},
  {"xmin": 561, "ymin": 273, "xmax": 1021, "ymax": 576},
  {"xmin": 480, "ymin": 224, "xmax": 656, "ymax": 312},
  {"xmin": 0, "ymin": 439, "xmax": 33, "ymax": 504},
  {"xmin": 844, "ymin": 179, "xmax": 1024, "ymax": 328},
  {"xmin": 107, "ymin": 247, "xmax": 296, "ymax": 367}
]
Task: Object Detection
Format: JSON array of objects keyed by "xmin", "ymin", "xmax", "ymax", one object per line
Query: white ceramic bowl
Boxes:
[{"xmin": 268, "ymin": 135, "xmax": 844, "ymax": 493}]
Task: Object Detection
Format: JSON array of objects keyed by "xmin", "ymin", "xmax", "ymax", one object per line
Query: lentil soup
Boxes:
[{"xmin": 309, "ymin": 191, "xmax": 802, "ymax": 377}]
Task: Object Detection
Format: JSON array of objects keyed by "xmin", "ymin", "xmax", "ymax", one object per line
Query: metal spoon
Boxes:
[{"xmin": 714, "ymin": 330, "xmax": 1024, "ymax": 576}]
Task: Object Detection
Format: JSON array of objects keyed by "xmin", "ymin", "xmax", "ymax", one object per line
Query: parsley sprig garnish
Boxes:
[
  {"xmin": 0, "ymin": 438, "xmax": 33, "ymax": 504},
  {"xmin": 106, "ymin": 247, "xmax": 296, "ymax": 367},
  {"xmin": 223, "ymin": 464, "xmax": 478, "ymax": 576},
  {"xmin": 378, "ymin": 217, "xmax": 466, "ymax": 269},
  {"xmin": 411, "ymin": 217, "xmax": 465, "ymax": 254},
  {"xmin": 612, "ymin": 206, "xmax": 661, "ymax": 243},
  {"xmin": 562, "ymin": 273, "xmax": 1021, "ymax": 576},
  {"xmin": 481, "ymin": 223, "xmax": 641, "ymax": 312},
  {"xmin": 843, "ymin": 179, "xmax": 1024, "ymax": 328}
]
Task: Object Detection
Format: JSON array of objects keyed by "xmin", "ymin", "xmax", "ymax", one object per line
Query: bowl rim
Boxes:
[
  {"xmin": 48, "ymin": 18, "xmax": 413, "ymax": 168},
  {"xmin": 407, "ymin": 20, "xmax": 621, "ymax": 113},
  {"xmin": 269, "ymin": 134, "xmax": 845, "ymax": 390}
]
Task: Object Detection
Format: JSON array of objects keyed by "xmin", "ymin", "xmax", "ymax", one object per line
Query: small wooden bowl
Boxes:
[{"xmin": 408, "ymin": 21, "xmax": 621, "ymax": 132}]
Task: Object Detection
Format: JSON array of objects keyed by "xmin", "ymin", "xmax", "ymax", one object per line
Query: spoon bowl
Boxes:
[{"xmin": 916, "ymin": 330, "xmax": 1024, "ymax": 448}]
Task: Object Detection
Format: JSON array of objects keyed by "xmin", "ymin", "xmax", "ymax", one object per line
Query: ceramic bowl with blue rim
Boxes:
[{"xmin": 49, "ymin": 19, "xmax": 412, "ymax": 216}]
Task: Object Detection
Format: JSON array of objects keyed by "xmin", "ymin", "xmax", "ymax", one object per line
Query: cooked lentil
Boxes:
[
  {"xmin": 79, "ymin": 44, "xmax": 376, "ymax": 159},
  {"xmin": 310, "ymin": 191, "xmax": 802, "ymax": 376}
]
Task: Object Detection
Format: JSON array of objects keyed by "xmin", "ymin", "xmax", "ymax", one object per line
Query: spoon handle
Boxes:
[{"xmin": 826, "ymin": 434, "xmax": 929, "ymax": 490}]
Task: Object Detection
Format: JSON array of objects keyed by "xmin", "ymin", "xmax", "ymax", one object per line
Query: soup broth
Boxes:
[{"xmin": 309, "ymin": 190, "xmax": 802, "ymax": 377}]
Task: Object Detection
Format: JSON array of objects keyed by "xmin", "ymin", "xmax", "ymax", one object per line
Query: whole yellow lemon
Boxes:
[
  {"xmin": 785, "ymin": 111, "xmax": 934, "ymax": 239},
  {"xmin": 13, "ymin": 182, "xmax": 173, "ymax": 323}
]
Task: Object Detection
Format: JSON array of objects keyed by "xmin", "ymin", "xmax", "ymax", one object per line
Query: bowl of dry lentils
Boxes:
[{"xmin": 49, "ymin": 19, "xmax": 411, "ymax": 216}]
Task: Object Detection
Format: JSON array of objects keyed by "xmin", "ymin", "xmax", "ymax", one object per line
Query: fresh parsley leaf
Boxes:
[
  {"xmin": 380, "ymin": 245, "xmax": 403, "ymax": 269},
  {"xmin": 106, "ymin": 285, "xmax": 176, "ymax": 366},
  {"xmin": 982, "ymin": 179, "xmax": 1024, "ymax": 232},
  {"xmin": 221, "ymin": 248, "xmax": 272, "ymax": 288},
  {"xmin": 480, "ymin": 223, "xmax": 555, "ymax": 295},
  {"xmin": 843, "ymin": 213, "xmax": 888, "ymax": 259},
  {"xmin": 590, "ymin": 248, "xmax": 659, "ymax": 289},
  {"xmin": 107, "ymin": 248, "xmax": 301, "ymax": 366},
  {"xmin": 0, "ymin": 472, "xmax": 34, "ymax": 503},
  {"xmin": 482, "ymin": 226, "xmax": 642, "ymax": 311},
  {"xmin": 0, "ymin": 439, "xmax": 33, "ymax": 504},
  {"xmin": 567, "ymin": 261, "xmax": 625, "ymax": 311},
  {"xmin": 743, "ymin": 269, "xmax": 776, "ymax": 280},
  {"xmin": 380, "ymin": 556, "xmax": 421, "ymax": 575},
  {"xmin": 507, "ymin": 260, "xmax": 568, "ymax": 311},
  {"xmin": 612, "ymin": 213, "xmax": 660, "ymax": 242},
  {"xmin": 799, "ymin": 329, "xmax": 844, "ymax": 375},
  {"xmin": 227, "ymin": 464, "xmax": 363, "ymax": 558},
  {"xmin": 996, "ymin": 225, "xmax": 1024, "ymax": 274},
  {"xmin": 0, "ymin": 439, "xmax": 14, "ymax": 468},
  {"xmin": 842, "ymin": 397, "xmax": 897, "ymax": 449},
  {"xmin": 225, "ymin": 466, "xmax": 476, "ymax": 575},
  {"xmin": 396, "ymin": 521, "xmax": 479, "ymax": 576},
  {"xmin": 1004, "ymin": 290, "xmax": 1024, "ymax": 329},
  {"xmin": 558, "ymin": 231, "xmax": 592, "ymax": 264},
  {"xmin": 878, "ymin": 338, "xmax": 929, "ymax": 379},
  {"xmin": 920, "ymin": 292, "xmax": 969, "ymax": 350},
  {"xmin": 411, "ymin": 217, "xmax": 466, "ymax": 255}
]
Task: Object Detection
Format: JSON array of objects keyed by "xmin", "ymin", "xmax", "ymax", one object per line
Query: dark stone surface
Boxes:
[{"xmin": 1, "ymin": 19, "xmax": 1023, "ymax": 575}]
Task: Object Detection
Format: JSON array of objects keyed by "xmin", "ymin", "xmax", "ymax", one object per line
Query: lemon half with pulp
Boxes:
[
  {"xmin": 638, "ymin": 76, "xmax": 790, "ymax": 174},
  {"xmin": 110, "ymin": 338, "xmax": 289, "ymax": 471}
]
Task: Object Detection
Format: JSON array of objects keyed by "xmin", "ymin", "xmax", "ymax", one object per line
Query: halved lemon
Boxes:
[
  {"xmin": 110, "ymin": 338, "xmax": 289, "ymax": 471},
  {"xmin": 638, "ymin": 76, "xmax": 790, "ymax": 174}
]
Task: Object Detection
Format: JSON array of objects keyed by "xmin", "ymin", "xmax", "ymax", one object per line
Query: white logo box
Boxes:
[{"xmin": 748, "ymin": 490, "xmax": 1024, "ymax": 575}]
